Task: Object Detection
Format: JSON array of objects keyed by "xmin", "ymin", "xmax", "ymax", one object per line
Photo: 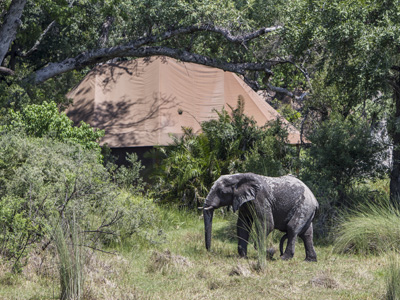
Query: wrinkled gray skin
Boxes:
[{"xmin": 203, "ymin": 173, "xmax": 318, "ymax": 261}]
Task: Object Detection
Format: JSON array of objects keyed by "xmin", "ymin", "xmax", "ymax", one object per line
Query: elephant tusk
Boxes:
[
  {"xmin": 204, "ymin": 206, "xmax": 214, "ymax": 211},
  {"xmin": 198, "ymin": 207, "xmax": 204, "ymax": 210}
]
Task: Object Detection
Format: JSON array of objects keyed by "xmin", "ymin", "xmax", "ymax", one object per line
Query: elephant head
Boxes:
[{"xmin": 203, "ymin": 173, "xmax": 261, "ymax": 251}]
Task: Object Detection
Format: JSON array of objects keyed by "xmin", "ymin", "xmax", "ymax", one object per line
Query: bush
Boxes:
[
  {"xmin": 0, "ymin": 133, "xmax": 117, "ymax": 271},
  {"xmin": 1, "ymin": 101, "xmax": 104, "ymax": 158},
  {"xmin": 113, "ymin": 153, "xmax": 145, "ymax": 192},
  {"xmin": 99, "ymin": 192, "xmax": 160, "ymax": 247},
  {"xmin": 302, "ymin": 114, "xmax": 387, "ymax": 206}
]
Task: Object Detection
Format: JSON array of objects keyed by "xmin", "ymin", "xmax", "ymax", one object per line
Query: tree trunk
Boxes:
[
  {"xmin": 390, "ymin": 74, "xmax": 400, "ymax": 205},
  {"xmin": 0, "ymin": 0, "xmax": 27, "ymax": 65}
]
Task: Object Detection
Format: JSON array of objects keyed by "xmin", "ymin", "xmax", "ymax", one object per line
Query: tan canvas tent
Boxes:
[{"xmin": 66, "ymin": 56, "xmax": 302, "ymax": 148}]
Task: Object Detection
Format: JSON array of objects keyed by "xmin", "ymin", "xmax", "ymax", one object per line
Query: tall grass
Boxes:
[
  {"xmin": 334, "ymin": 198, "xmax": 400, "ymax": 254},
  {"xmin": 385, "ymin": 256, "xmax": 400, "ymax": 300},
  {"xmin": 247, "ymin": 205, "xmax": 274, "ymax": 271},
  {"xmin": 53, "ymin": 211, "xmax": 84, "ymax": 300}
]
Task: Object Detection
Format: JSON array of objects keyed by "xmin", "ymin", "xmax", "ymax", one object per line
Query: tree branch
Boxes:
[
  {"xmin": 28, "ymin": 45, "xmax": 275, "ymax": 84},
  {"xmin": 0, "ymin": 66, "xmax": 15, "ymax": 75},
  {"xmin": 0, "ymin": 0, "xmax": 27, "ymax": 64},
  {"xmin": 21, "ymin": 20, "xmax": 56, "ymax": 57},
  {"xmin": 21, "ymin": 24, "xmax": 281, "ymax": 84},
  {"xmin": 132, "ymin": 24, "xmax": 282, "ymax": 48}
]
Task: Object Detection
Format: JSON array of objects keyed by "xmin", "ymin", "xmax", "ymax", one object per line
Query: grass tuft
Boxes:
[
  {"xmin": 309, "ymin": 271, "xmax": 339, "ymax": 289},
  {"xmin": 334, "ymin": 199, "xmax": 400, "ymax": 255},
  {"xmin": 228, "ymin": 263, "xmax": 252, "ymax": 277},
  {"xmin": 146, "ymin": 249, "xmax": 191, "ymax": 274},
  {"xmin": 53, "ymin": 212, "xmax": 85, "ymax": 300}
]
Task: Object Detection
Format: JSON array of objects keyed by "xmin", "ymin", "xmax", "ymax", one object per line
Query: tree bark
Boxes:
[
  {"xmin": 27, "ymin": 45, "xmax": 275, "ymax": 85},
  {"xmin": 0, "ymin": 0, "xmax": 27, "ymax": 65},
  {"xmin": 390, "ymin": 73, "xmax": 400, "ymax": 205}
]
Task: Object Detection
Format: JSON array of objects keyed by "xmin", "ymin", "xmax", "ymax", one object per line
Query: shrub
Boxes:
[
  {"xmin": 113, "ymin": 153, "xmax": 145, "ymax": 192},
  {"xmin": 1, "ymin": 101, "xmax": 104, "ymax": 158},
  {"xmin": 99, "ymin": 192, "xmax": 160, "ymax": 247},
  {"xmin": 0, "ymin": 133, "xmax": 117, "ymax": 271},
  {"xmin": 302, "ymin": 114, "xmax": 388, "ymax": 206}
]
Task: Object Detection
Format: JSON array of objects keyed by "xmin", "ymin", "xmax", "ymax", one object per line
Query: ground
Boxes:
[{"xmin": 0, "ymin": 211, "xmax": 389, "ymax": 299}]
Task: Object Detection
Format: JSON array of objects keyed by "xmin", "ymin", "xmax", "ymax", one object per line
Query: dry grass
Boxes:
[{"xmin": 0, "ymin": 214, "xmax": 394, "ymax": 299}]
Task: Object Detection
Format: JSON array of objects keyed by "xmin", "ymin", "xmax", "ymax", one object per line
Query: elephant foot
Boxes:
[
  {"xmin": 305, "ymin": 256, "xmax": 317, "ymax": 262},
  {"xmin": 280, "ymin": 253, "xmax": 293, "ymax": 260}
]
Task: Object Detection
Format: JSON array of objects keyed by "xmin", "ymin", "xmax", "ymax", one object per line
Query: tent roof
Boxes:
[{"xmin": 66, "ymin": 56, "xmax": 303, "ymax": 147}]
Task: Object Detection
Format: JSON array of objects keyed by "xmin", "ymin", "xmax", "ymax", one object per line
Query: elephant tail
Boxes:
[{"xmin": 279, "ymin": 233, "xmax": 288, "ymax": 256}]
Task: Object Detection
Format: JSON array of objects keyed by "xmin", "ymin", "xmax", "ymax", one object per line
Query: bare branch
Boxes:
[
  {"xmin": 82, "ymin": 230, "xmax": 118, "ymax": 235},
  {"xmin": 21, "ymin": 21, "xmax": 56, "ymax": 57},
  {"xmin": 98, "ymin": 210, "xmax": 123, "ymax": 229},
  {"xmin": 132, "ymin": 24, "xmax": 282, "ymax": 48},
  {"xmin": 77, "ymin": 244, "xmax": 117, "ymax": 255},
  {"xmin": 266, "ymin": 83, "xmax": 308, "ymax": 101}
]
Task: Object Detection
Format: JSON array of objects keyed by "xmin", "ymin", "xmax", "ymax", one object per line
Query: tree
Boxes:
[
  {"xmin": 0, "ymin": 1, "xmax": 290, "ymax": 95},
  {"xmin": 282, "ymin": 0, "xmax": 400, "ymax": 203}
]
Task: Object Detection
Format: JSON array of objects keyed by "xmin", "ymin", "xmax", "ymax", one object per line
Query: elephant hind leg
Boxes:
[
  {"xmin": 280, "ymin": 214, "xmax": 309, "ymax": 260},
  {"xmin": 299, "ymin": 223, "xmax": 317, "ymax": 262},
  {"xmin": 280, "ymin": 229, "xmax": 297, "ymax": 260}
]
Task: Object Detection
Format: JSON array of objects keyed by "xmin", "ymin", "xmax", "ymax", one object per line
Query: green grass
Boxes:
[
  {"xmin": 334, "ymin": 199, "xmax": 400, "ymax": 255},
  {"xmin": 385, "ymin": 255, "xmax": 400, "ymax": 300},
  {"xmin": 0, "ymin": 206, "xmax": 396, "ymax": 300}
]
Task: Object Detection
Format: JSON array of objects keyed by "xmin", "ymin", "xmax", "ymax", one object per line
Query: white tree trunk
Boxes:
[{"xmin": 0, "ymin": 0, "xmax": 27, "ymax": 65}]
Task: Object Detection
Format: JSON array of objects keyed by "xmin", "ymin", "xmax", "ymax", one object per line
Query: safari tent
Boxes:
[{"xmin": 66, "ymin": 56, "xmax": 303, "ymax": 164}]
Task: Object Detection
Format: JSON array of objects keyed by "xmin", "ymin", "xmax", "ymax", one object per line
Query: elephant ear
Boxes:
[{"xmin": 232, "ymin": 175, "xmax": 261, "ymax": 212}]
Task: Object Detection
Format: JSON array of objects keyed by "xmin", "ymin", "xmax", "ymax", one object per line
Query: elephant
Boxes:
[{"xmin": 202, "ymin": 173, "xmax": 318, "ymax": 261}]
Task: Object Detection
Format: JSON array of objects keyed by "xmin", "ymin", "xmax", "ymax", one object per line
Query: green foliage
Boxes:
[
  {"xmin": 100, "ymin": 192, "xmax": 160, "ymax": 247},
  {"xmin": 151, "ymin": 99, "xmax": 294, "ymax": 208},
  {"xmin": 284, "ymin": 0, "xmax": 400, "ymax": 96},
  {"xmin": 302, "ymin": 114, "xmax": 387, "ymax": 206},
  {"xmin": 1, "ymin": 101, "xmax": 104, "ymax": 156},
  {"xmin": 0, "ymin": 133, "xmax": 116, "ymax": 271},
  {"xmin": 334, "ymin": 198, "xmax": 400, "ymax": 255},
  {"xmin": 1, "ymin": 0, "xmax": 281, "ymax": 106},
  {"xmin": 113, "ymin": 153, "xmax": 145, "ymax": 192}
]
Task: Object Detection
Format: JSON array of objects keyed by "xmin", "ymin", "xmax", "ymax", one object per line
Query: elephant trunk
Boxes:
[{"xmin": 203, "ymin": 206, "xmax": 214, "ymax": 251}]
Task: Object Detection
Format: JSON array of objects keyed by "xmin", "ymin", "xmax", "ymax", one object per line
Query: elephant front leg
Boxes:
[{"xmin": 237, "ymin": 210, "xmax": 253, "ymax": 257}]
